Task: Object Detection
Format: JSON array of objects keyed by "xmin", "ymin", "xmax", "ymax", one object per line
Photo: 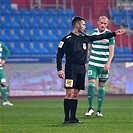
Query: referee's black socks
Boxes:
[
  {"xmin": 70, "ymin": 99, "xmax": 78, "ymax": 120},
  {"xmin": 64, "ymin": 99, "xmax": 71, "ymax": 121},
  {"xmin": 64, "ymin": 99, "xmax": 78, "ymax": 121}
]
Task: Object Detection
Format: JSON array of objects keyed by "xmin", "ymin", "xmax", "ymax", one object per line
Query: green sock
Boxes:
[
  {"xmin": 88, "ymin": 82, "xmax": 95, "ymax": 109},
  {"xmin": 1, "ymin": 86, "xmax": 8, "ymax": 102},
  {"xmin": 97, "ymin": 86, "xmax": 105, "ymax": 111}
]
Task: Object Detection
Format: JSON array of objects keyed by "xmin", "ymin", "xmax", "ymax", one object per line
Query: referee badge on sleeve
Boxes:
[
  {"xmin": 65, "ymin": 79, "xmax": 73, "ymax": 87},
  {"xmin": 58, "ymin": 41, "xmax": 64, "ymax": 48}
]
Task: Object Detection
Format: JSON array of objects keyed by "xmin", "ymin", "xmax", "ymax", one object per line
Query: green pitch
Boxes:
[{"xmin": 0, "ymin": 96, "xmax": 132, "ymax": 133}]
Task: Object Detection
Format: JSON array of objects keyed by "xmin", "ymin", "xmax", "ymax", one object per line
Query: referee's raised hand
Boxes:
[{"xmin": 115, "ymin": 29, "xmax": 126, "ymax": 35}]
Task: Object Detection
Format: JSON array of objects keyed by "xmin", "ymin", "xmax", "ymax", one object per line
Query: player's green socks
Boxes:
[
  {"xmin": 88, "ymin": 82, "xmax": 95, "ymax": 109},
  {"xmin": 1, "ymin": 86, "xmax": 8, "ymax": 102},
  {"xmin": 97, "ymin": 86, "xmax": 105, "ymax": 111}
]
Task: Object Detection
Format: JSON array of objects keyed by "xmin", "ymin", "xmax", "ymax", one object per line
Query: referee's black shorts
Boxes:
[{"xmin": 65, "ymin": 63, "xmax": 86, "ymax": 90}]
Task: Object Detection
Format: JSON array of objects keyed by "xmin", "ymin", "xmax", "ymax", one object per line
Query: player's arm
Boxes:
[
  {"xmin": 1, "ymin": 42, "xmax": 10, "ymax": 65},
  {"xmin": 104, "ymin": 45, "xmax": 114, "ymax": 71},
  {"xmin": 88, "ymin": 29, "xmax": 126, "ymax": 42},
  {"xmin": 104, "ymin": 35, "xmax": 115, "ymax": 71}
]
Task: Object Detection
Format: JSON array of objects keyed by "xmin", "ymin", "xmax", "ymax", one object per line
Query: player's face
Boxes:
[
  {"xmin": 79, "ymin": 20, "xmax": 86, "ymax": 32},
  {"xmin": 98, "ymin": 18, "xmax": 108, "ymax": 32}
]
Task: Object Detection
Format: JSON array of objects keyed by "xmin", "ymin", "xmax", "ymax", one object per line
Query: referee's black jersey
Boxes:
[{"xmin": 56, "ymin": 32, "xmax": 116, "ymax": 71}]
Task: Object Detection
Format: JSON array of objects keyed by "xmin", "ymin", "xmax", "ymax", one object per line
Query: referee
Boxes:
[{"xmin": 56, "ymin": 16, "xmax": 126, "ymax": 124}]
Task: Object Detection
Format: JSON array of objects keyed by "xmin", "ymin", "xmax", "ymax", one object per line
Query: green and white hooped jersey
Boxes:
[
  {"xmin": 0, "ymin": 43, "xmax": 3, "ymax": 67},
  {"xmin": 88, "ymin": 28, "xmax": 116, "ymax": 67},
  {"xmin": 0, "ymin": 42, "xmax": 10, "ymax": 69}
]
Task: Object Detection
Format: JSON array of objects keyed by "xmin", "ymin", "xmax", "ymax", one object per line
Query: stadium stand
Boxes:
[
  {"xmin": 0, "ymin": 0, "xmax": 132, "ymax": 57},
  {"xmin": 0, "ymin": 1, "xmax": 77, "ymax": 55}
]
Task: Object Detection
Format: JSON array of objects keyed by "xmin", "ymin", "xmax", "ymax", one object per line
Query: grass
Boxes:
[{"xmin": 0, "ymin": 96, "xmax": 133, "ymax": 133}]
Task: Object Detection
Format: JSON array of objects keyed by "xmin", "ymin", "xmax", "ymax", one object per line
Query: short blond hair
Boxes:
[{"xmin": 99, "ymin": 16, "xmax": 108, "ymax": 21}]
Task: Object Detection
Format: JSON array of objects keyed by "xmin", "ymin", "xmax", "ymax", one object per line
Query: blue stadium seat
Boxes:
[
  {"xmin": 65, "ymin": 8, "xmax": 76, "ymax": 19},
  {"xmin": 28, "ymin": 28, "xmax": 39, "ymax": 41},
  {"xmin": 113, "ymin": 14, "xmax": 122, "ymax": 27},
  {"xmin": 120, "ymin": 8, "xmax": 127, "ymax": 18},
  {"xmin": 47, "ymin": 20, "xmax": 58, "ymax": 28},
  {"xmin": 3, "ymin": 14, "xmax": 10, "ymax": 22},
  {"xmin": 37, "ymin": 29, "xmax": 48, "ymax": 40},
  {"xmin": 129, "ymin": 17, "xmax": 133, "ymax": 30},
  {"xmin": 28, "ymin": 8, "xmax": 38, "ymax": 15},
  {"xmin": 8, "ymin": 16, "xmax": 19, "ymax": 28},
  {"xmin": 56, "ymin": 8, "xmax": 66, "ymax": 15},
  {"xmin": 110, "ymin": 8, "xmax": 118, "ymax": 19},
  {"xmin": 19, "ymin": 41, "xmax": 30, "ymax": 54},
  {"xmin": 9, "ymin": 29, "xmax": 19, "ymax": 41},
  {"xmin": 47, "ymin": 8, "xmax": 57, "ymax": 15},
  {"xmin": 58, "ymin": 15, "xmax": 67, "ymax": 23},
  {"xmin": 38, "ymin": 8, "xmax": 48, "ymax": 16},
  {"xmin": 13, "ymin": 14, "xmax": 21, "ymax": 23},
  {"xmin": 18, "ymin": 27, "xmax": 30, "ymax": 41},
  {"xmin": 47, "ymin": 29, "xmax": 58, "ymax": 41},
  {"xmin": 0, "ymin": 29, "xmax": 10, "ymax": 41},
  {"xmin": 27, "ymin": 41, "xmax": 39, "ymax": 54},
  {"xmin": 129, "ymin": 9, "xmax": 133, "ymax": 17},
  {"xmin": 33, "ymin": 41, "xmax": 49, "ymax": 54},
  {"xmin": 114, "ymin": 46, "xmax": 122, "ymax": 54},
  {"xmin": 27, "ymin": 15, "xmax": 40, "ymax": 28},
  {"xmin": 49, "ymin": 15, "xmax": 59, "ymax": 24},
  {"xmin": 122, "ymin": 16, "xmax": 128, "ymax": 27},
  {"xmin": 8, "ymin": 41, "xmax": 20, "ymax": 54},
  {"xmin": 65, "ymin": 8, "xmax": 75, "ymax": 15},
  {"xmin": 1, "ymin": 18, "xmax": 9, "ymax": 27},
  {"xmin": 37, "ymin": 18, "xmax": 48, "ymax": 28},
  {"xmin": 10, "ymin": 8, "xmax": 18, "ymax": 15},
  {"xmin": 123, "ymin": 46, "xmax": 131, "ymax": 53},
  {"xmin": 19, "ymin": 8, "xmax": 29, "ymax": 15},
  {"xmin": 86, "ymin": 22, "xmax": 95, "ymax": 32},
  {"xmin": 1, "ymin": 8, "xmax": 10, "ymax": 15},
  {"xmin": 47, "ymin": 40, "xmax": 57, "ymax": 54},
  {"xmin": 0, "ymin": 1, "xmax": 11, "ymax": 10},
  {"xmin": 40, "ymin": 15, "xmax": 49, "ymax": 24},
  {"xmin": 18, "ymin": 15, "xmax": 30, "ymax": 28},
  {"xmin": 57, "ymin": 21, "xmax": 67, "ymax": 28}
]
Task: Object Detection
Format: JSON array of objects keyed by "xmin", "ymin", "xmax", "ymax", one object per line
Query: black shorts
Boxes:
[{"xmin": 65, "ymin": 64, "xmax": 86, "ymax": 90}]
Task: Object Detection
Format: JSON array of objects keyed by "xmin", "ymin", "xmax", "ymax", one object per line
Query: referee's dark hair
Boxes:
[{"xmin": 72, "ymin": 16, "xmax": 85, "ymax": 27}]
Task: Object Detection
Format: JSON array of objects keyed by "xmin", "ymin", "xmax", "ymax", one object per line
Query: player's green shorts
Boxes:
[{"xmin": 88, "ymin": 65, "xmax": 109, "ymax": 83}]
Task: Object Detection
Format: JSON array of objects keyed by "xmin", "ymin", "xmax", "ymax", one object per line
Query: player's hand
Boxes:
[
  {"xmin": 0, "ymin": 60, "xmax": 5, "ymax": 65},
  {"xmin": 58, "ymin": 70, "xmax": 65, "ymax": 79},
  {"xmin": 115, "ymin": 29, "xmax": 126, "ymax": 35}
]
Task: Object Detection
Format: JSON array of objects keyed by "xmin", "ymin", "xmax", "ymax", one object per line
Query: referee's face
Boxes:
[{"xmin": 79, "ymin": 20, "xmax": 86, "ymax": 32}]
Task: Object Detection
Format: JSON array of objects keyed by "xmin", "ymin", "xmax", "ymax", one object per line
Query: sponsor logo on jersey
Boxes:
[
  {"xmin": 93, "ymin": 39, "xmax": 109, "ymax": 44},
  {"xmin": 58, "ymin": 41, "xmax": 64, "ymax": 48},
  {"xmin": 83, "ymin": 43, "xmax": 87, "ymax": 50},
  {"xmin": 65, "ymin": 79, "xmax": 73, "ymax": 87}
]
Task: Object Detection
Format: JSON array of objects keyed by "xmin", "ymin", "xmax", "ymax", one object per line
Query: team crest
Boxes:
[
  {"xmin": 83, "ymin": 43, "xmax": 86, "ymax": 50},
  {"xmin": 65, "ymin": 79, "xmax": 73, "ymax": 87}
]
